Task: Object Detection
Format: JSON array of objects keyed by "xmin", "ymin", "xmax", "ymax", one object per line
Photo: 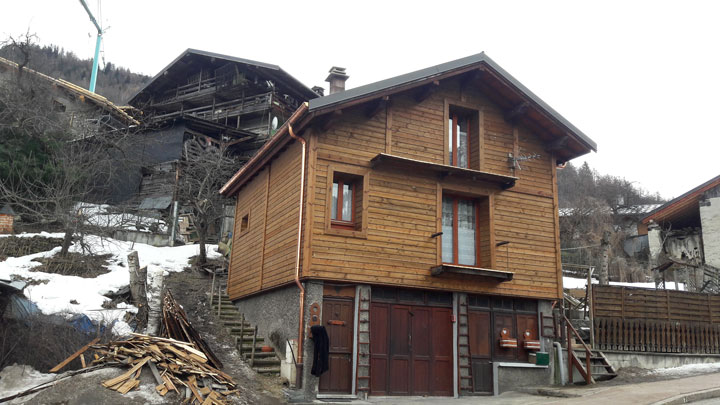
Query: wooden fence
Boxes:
[{"xmin": 592, "ymin": 285, "xmax": 720, "ymax": 353}]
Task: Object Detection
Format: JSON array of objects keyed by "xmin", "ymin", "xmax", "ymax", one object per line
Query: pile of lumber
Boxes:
[
  {"xmin": 162, "ymin": 290, "xmax": 223, "ymax": 369},
  {"xmin": 91, "ymin": 333, "xmax": 236, "ymax": 404}
]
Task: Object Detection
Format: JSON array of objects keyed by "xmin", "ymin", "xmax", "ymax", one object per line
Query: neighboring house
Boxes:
[
  {"xmin": 0, "ymin": 56, "xmax": 139, "ymax": 132},
  {"xmin": 640, "ymin": 175, "xmax": 720, "ymax": 292},
  {"xmin": 115, "ymin": 49, "xmax": 319, "ymax": 241},
  {"xmin": 220, "ymin": 53, "xmax": 596, "ymax": 398}
]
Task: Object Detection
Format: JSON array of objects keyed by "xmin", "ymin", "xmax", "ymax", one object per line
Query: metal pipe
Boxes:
[{"xmin": 289, "ymin": 124, "xmax": 307, "ymax": 388}]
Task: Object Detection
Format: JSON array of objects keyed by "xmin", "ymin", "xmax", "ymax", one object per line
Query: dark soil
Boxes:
[
  {"xmin": 31, "ymin": 253, "xmax": 111, "ymax": 278},
  {"xmin": 0, "ymin": 236, "xmax": 63, "ymax": 262}
]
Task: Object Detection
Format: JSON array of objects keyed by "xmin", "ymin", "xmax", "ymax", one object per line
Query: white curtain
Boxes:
[
  {"xmin": 457, "ymin": 199, "xmax": 476, "ymax": 266},
  {"xmin": 442, "ymin": 197, "xmax": 454, "ymax": 262}
]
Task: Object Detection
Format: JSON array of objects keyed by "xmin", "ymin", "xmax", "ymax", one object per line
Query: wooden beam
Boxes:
[
  {"xmin": 504, "ymin": 101, "xmax": 530, "ymax": 122},
  {"xmin": 314, "ymin": 109, "xmax": 343, "ymax": 132},
  {"xmin": 460, "ymin": 69, "xmax": 484, "ymax": 89},
  {"xmin": 366, "ymin": 96, "xmax": 389, "ymax": 119},
  {"xmin": 546, "ymin": 135, "xmax": 569, "ymax": 152},
  {"xmin": 50, "ymin": 337, "xmax": 100, "ymax": 373},
  {"xmin": 414, "ymin": 80, "xmax": 440, "ymax": 103}
]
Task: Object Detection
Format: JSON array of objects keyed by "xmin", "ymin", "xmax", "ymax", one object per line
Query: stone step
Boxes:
[
  {"xmin": 254, "ymin": 366, "xmax": 281, "ymax": 375},
  {"xmin": 221, "ymin": 320, "xmax": 251, "ymax": 327},
  {"xmin": 212, "ymin": 303, "xmax": 236, "ymax": 309},
  {"xmin": 233, "ymin": 335, "xmax": 264, "ymax": 343},
  {"xmin": 242, "ymin": 351, "xmax": 278, "ymax": 359},
  {"xmin": 247, "ymin": 358, "xmax": 281, "ymax": 367},
  {"xmin": 227, "ymin": 327, "xmax": 255, "ymax": 335},
  {"xmin": 238, "ymin": 344, "xmax": 274, "ymax": 352}
]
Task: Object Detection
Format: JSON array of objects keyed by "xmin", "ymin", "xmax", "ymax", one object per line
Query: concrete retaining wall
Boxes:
[
  {"xmin": 603, "ymin": 350, "xmax": 720, "ymax": 370},
  {"xmin": 113, "ymin": 230, "xmax": 169, "ymax": 247}
]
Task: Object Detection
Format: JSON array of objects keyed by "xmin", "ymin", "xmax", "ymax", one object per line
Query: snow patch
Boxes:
[
  {"xmin": 0, "ymin": 364, "xmax": 55, "ymax": 404},
  {"xmin": 0, "ymin": 234, "xmax": 220, "ymax": 335},
  {"xmin": 563, "ymin": 276, "xmax": 685, "ymax": 291},
  {"xmin": 651, "ymin": 362, "xmax": 720, "ymax": 376}
]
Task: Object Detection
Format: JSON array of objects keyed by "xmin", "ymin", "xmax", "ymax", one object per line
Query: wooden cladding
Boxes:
[
  {"xmin": 592, "ymin": 285, "xmax": 720, "ymax": 323},
  {"xmin": 594, "ymin": 318, "xmax": 720, "ymax": 354}
]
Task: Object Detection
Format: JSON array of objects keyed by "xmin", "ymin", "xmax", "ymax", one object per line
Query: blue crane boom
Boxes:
[{"xmin": 78, "ymin": 0, "xmax": 102, "ymax": 93}]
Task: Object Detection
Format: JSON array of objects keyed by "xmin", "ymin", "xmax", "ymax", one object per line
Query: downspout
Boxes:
[{"xmin": 289, "ymin": 124, "xmax": 307, "ymax": 388}]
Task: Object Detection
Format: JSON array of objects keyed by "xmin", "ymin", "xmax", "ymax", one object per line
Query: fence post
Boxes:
[
  {"xmin": 588, "ymin": 267, "xmax": 595, "ymax": 349},
  {"xmin": 250, "ymin": 325, "xmax": 258, "ymax": 367},
  {"xmin": 567, "ymin": 319, "xmax": 573, "ymax": 384},
  {"xmin": 217, "ymin": 285, "xmax": 222, "ymax": 318}
]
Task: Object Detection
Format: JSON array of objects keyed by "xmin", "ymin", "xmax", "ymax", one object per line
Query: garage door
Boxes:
[{"xmin": 369, "ymin": 288, "xmax": 453, "ymax": 396}]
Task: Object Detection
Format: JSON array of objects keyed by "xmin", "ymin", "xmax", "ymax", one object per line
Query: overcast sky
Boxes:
[{"xmin": 2, "ymin": 1, "xmax": 719, "ymax": 200}]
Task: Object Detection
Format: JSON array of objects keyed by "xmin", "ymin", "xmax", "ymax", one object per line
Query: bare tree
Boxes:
[
  {"xmin": 176, "ymin": 137, "xmax": 237, "ymax": 265},
  {"xmin": 0, "ymin": 39, "xmax": 137, "ymax": 255}
]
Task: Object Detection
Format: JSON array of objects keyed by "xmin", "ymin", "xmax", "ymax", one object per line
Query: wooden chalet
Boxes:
[
  {"xmin": 220, "ymin": 53, "xmax": 596, "ymax": 397},
  {"xmin": 117, "ymin": 50, "xmax": 318, "ymax": 237}
]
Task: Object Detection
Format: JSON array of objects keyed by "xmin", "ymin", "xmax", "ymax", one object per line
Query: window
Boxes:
[
  {"xmin": 325, "ymin": 166, "xmax": 369, "ymax": 238},
  {"xmin": 238, "ymin": 212, "xmax": 249, "ymax": 235},
  {"xmin": 442, "ymin": 195, "xmax": 479, "ymax": 266},
  {"xmin": 331, "ymin": 175, "xmax": 356, "ymax": 230},
  {"xmin": 448, "ymin": 111, "xmax": 470, "ymax": 168}
]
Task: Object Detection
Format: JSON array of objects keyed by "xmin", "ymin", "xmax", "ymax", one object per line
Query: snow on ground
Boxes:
[
  {"xmin": 0, "ymin": 232, "xmax": 220, "ymax": 335},
  {"xmin": 651, "ymin": 362, "xmax": 720, "ymax": 377},
  {"xmin": 0, "ymin": 232, "xmax": 65, "ymax": 239},
  {"xmin": 563, "ymin": 276, "xmax": 685, "ymax": 291},
  {"xmin": 0, "ymin": 365, "xmax": 56, "ymax": 404}
]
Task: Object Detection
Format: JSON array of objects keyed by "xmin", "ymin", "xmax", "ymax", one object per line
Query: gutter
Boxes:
[{"xmin": 289, "ymin": 124, "xmax": 307, "ymax": 388}]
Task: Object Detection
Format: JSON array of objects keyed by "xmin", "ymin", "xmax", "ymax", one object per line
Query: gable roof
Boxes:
[
  {"xmin": 641, "ymin": 174, "xmax": 720, "ymax": 228},
  {"xmin": 128, "ymin": 48, "xmax": 319, "ymax": 106},
  {"xmin": 310, "ymin": 52, "xmax": 596, "ymax": 156},
  {"xmin": 220, "ymin": 52, "xmax": 597, "ymax": 196},
  {"xmin": 0, "ymin": 56, "xmax": 139, "ymax": 126}
]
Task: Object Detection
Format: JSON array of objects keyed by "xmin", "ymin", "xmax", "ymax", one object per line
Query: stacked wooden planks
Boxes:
[{"xmin": 92, "ymin": 333, "xmax": 236, "ymax": 404}]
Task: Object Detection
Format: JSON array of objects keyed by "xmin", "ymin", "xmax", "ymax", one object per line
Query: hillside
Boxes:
[{"xmin": 0, "ymin": 43, "xmax": 149, "ymax": 105}]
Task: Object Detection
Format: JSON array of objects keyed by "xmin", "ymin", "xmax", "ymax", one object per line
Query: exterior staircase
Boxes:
[
  {"xmin": 571, "ymin": 348, "xmax": 617, "ymax": 382},
  {"xmin": 211, "ymin": 292, "xmax": 282, "ymax": 375}
]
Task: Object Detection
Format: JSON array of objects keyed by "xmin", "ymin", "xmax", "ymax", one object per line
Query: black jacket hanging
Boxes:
[{"xmin": 310, "ymin": 325, "xmax": 330, "ymax": 376}]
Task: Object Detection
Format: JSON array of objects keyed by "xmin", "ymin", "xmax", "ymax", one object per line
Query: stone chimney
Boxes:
[
  {"xmin": 325, "ymin": 66, "xmax": 349, "ymax": 95},
  {"xmin": 311, "ymin": 86, "xmax": 325, "ymax": 97}
]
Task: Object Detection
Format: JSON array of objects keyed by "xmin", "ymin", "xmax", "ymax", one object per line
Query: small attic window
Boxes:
[{"xmin": 239, "ymin": 213, "xmax": 249, "ymax": 235}]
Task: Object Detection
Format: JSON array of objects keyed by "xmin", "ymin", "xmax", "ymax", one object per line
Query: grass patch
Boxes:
[{"xmin": 31, "ymin": 253, "xmax": 112, "ymax": 278}]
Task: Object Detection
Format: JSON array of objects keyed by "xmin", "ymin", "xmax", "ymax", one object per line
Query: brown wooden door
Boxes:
[
  {"xmin": 468, "ymin": 310, "xmax": 492, "ymax": 393},
  {"xmin": 319, "ymin": 298, "xmax": 354, "ymax": 394},
  {"xmin": 370, "ymin": 303, "xmax": 453, "ymax": 396}
]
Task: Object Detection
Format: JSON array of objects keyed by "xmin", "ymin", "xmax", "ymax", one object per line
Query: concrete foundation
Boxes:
[{"xmin": 603, "ymin": 350, "xmax": 720, "ymax": 370}]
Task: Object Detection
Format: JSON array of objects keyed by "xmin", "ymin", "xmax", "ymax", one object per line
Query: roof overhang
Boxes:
[
  {"xmin": 641, "ymin": 174, "xmax": 720, "ymax": 227},
  {"xmin": 309, "ymin": 52, "xmax": 596, "ymax": 163}
]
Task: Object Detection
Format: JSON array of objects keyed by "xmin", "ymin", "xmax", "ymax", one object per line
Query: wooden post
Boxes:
[
  {"xmin": 238, "ymin": 313, "xmax": 244, "ymax": 356},
  {"xmin": 127, "ymin": 251, "xmax": 148, "ymax": 331},
  {"xmin": 210, "ymin": 271, "xmax": 216, "ymax": 306},
  {"xmin": 567, "ymin": 320, "xmax": 573, "ymax": 384},
  {"xmin": 588, "ymin": 267, "xmax": 595, "ymax": 349},
  {"xmin": 217, "ymin": 285, "xmax": 222, "ymax": 318},
  {"xmin": 585, "ymin": 350, "xmax": 592, "ymax": 384},
  {"xmin": 250, "ymin": 325, "xmax": 258, "ymax": 367}
]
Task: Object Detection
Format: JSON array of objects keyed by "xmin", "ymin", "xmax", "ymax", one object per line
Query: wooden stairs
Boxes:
[
  {"xmin": 565, "ymin": 315, "xmax": 617, "ymax": 384},
  {"xmin": 211, "ymin": 293, "xmax": 282, "ymax": 375}
]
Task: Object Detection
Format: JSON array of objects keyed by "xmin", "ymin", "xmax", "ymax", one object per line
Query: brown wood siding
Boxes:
[
  {"xmin": 305, "ymin": 81, "xmax": 562, "ymax": 299},
  {"xmin": 227, "ymin": 141, "xmax": 302, "ymax": 299}
]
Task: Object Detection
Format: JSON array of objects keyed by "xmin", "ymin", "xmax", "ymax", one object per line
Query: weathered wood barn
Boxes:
[
  {"xmin": 116, "ymin": 49, "xmax": 318, "ymax": 239},
  {"xmin": 220, "ymin": 53, "xmax": 596, "ymax": 398}
]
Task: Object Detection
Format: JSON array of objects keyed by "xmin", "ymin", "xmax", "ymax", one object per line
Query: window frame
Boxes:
[
  {"xmin": 325, "ymin": 164, "xmax": 369, "ymax": 239},
  {"xmin": 330, "ymin": 178, "xmax": 356, "ymax": 230},
  {"xmin": 442, "ymin": 193, "xmax": 482, "ymax": 267},
  {"xmin": 237, "ymin": 211, "xmax": 250, "ymax": 237},
  {"xmin": 436, "ymin": 183, "xmax": 496, "ymax": 269},
  {"xmin": 443, "ymin": 99, "xmax": 483, "ymax": 170}
]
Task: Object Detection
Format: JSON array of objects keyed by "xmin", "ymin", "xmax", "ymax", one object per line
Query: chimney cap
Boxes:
[
  {"xmin": 325, "ymin": 66, "xmax": 348, "ymax": 82},
  {"xmin": 311, "ymin": 85, "xmax": 325, "ymax": 97}
]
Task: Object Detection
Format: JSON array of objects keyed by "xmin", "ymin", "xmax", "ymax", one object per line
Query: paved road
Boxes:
[{"xmin": 311, "ymin": 372, "xmax": 720, "ymax": 405}]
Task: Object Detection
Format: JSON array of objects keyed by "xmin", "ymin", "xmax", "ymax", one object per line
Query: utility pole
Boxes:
[{"xmin": 78, "ymin": 0, "xmax": 102, "ymax": 93}]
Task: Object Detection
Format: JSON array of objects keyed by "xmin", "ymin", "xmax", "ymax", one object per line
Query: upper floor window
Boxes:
[
  {"xmin": 331, "ymin": 174, "xmax": 357, "ymax": 230},
  {"xmin": 325, "ymin": 165, "xmax": 369, "ymax": 239},
  {"xmin": 442, "ymin": 195, "xmax": 478, "ymax": 266},
  {"xmin": 448, "ymin": 112, "xmax": 470, "ymax": 168}
]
